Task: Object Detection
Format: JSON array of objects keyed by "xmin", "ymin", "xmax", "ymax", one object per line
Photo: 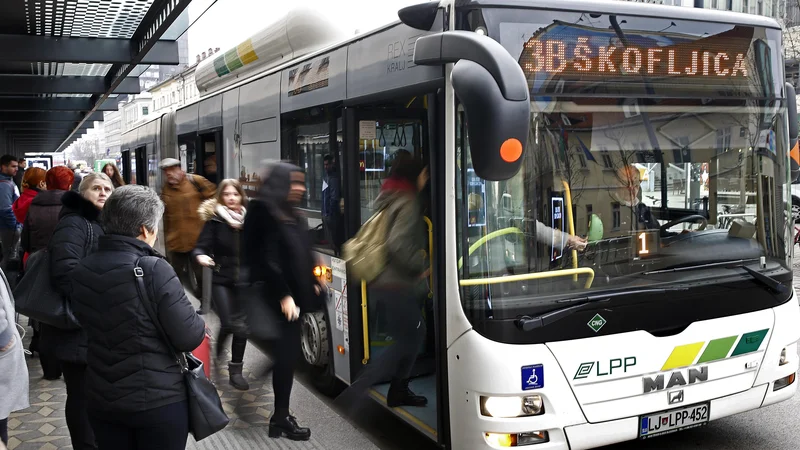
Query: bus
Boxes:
[{"xmin": 122, "ymin": 1, "xmax": 800, "ymax": 448}]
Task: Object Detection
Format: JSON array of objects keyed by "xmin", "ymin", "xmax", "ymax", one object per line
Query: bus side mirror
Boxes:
[
  {"xmin": 787, "ymin": 83, "xmax": 797, "ymax": 142},
  {"xmin": 413, "ymin": 31, "xmax": 531, "ymax": 181}
]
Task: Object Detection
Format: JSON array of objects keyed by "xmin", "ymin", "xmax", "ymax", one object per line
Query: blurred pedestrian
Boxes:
[
  {"xmin": 242, "ymin": 162, "xmax": 324, "ymax": 441},
  {"xmin": 335, "ymin": 157, "xmax": 429, "ymax": 410},
  {"xmin": 41, "ymin": 172, "xmax": 114, "ymax": 450},
  {"xmin": 193, "ymin": 179, "xmax": 249, "ymax": 390},
  {"xmin": 71, "ymin": 185, "xmax": 206, "ymax": 450},
  {"xmin": 159, "ymin": 158, "xmax": 215, "ymax": 299}
]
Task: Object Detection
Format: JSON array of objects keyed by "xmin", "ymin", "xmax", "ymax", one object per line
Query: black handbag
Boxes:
[
  {"xmin": 133, "ymin": 257, "xmax": 229, "ymax": 441},
  {"xmin": 12, "ymin": 218, "xmax": 94, "ymax": 330},
  {"xmin": 240, "ymin": 281, "xmax": 282, "ymax": 342}
]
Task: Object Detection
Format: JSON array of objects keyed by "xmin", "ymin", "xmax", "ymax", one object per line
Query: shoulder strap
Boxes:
[
  {"xmin": 82, "ymin": 218, "xmax": 94, "ymax": 254},
  {"xmin": 133, "ymin": 256, "xmax": 187, "ymax": 370},
  {"xmin": 187, "ymin": 174, "xmax": 202, "ymax": 194}
]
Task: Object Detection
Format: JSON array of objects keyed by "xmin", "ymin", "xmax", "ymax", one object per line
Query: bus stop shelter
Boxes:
[{"xmin": 0, "ymin": 0, "xmax": 193, "ymax": 157}]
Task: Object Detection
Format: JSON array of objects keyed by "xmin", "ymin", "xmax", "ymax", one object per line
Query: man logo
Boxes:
[
  {"xmin": 643, "ymin": 366, "xmax": 708, "ymax": 393},
  {"xmin": 668, "ymin": 390, "xmax": 684, "ymax": 405}
]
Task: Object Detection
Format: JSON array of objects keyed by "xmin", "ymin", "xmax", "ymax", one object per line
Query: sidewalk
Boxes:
[{"xmin": 7, "ymin": 292, "xmax": 379, "ymax": 450}]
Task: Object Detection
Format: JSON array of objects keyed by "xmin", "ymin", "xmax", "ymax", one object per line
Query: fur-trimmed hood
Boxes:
[
  {"xmin": 60, "ymin": 189, "xmax": 101, "ymax": 222},
  {"xmin": 197, "ymin": 198, "xmax": 219, "ymax": 222}
]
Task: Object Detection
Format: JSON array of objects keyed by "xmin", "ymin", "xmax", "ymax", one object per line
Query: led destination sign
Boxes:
[
  {"xmin": 521, "ymin": 38, "xmax": 748, "ymax": 78},
  {"xmin": 517, "ymin": 22, "xmax": 756, "ymax": 82}
]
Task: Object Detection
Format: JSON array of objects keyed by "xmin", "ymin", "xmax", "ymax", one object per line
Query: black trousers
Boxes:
[
  {"xmin": 336, "ymin": 287, "xmax": 425, "ymax": 407},
  {"xmin": 251, "ymin": 319, "xmax": 301, "ymax": 419},
  {"xmin": 167, "ymin": 251, "xmax": 203, "ymax": 297},
  {"xmin": 212, "ymin": 284, "xmax": 247, "ymax": 363},
  {"xmin": 1, "ymin": 417, "xmax": 8, "ymax": 446},
  {"xmin": 61, "ymin": 362, "xmax": 97, "ymax": 450},
  {"xmin": 88, "ymin": 401, "xmax": 189, "ymax": 450}
]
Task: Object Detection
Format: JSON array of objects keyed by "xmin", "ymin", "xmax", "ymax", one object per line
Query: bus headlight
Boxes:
[
  {"xmin": 780, "ymin": 347, "xmax": 788, "ymax": 366},
  {"xmin": 481, "ymin": 395, "xmax": 544, "ymax": 418}
]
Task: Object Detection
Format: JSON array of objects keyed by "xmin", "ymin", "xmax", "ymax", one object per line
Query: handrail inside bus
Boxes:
[
  {"xmin": 457, "ymin": 227, "xmax": 524, "ymax": 269},
  {"xmin": 423, "ymin": 216, "xmax": 433, "ymax": 297},
  {"xmin": 459, "ymin": 267, "xmax": 595, "ymax": 289},
  {"xmin": 361, "ymin": 280, "xmax": 369, "ymax": 365},
  {"xmin": 561, "ymin": 180, "xmax": 579, "ymax": 281}
]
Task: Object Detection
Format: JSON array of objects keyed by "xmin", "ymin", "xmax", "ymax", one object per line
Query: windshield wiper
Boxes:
[
  {"xmin": 515, "ymin": 287, "xmax": 687, "ymax": 332},
  {"xmin": 644, "ymin": 258, "xmax": 787, "ymax": 294},
  {"xmin": 734, "ymin": 264, "xmax": 788, "ymax": 294}
]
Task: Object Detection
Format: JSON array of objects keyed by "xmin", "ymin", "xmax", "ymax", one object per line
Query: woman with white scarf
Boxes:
[{"xmin": 193, "ymin": 179, "xmax": 249, "ymax": 390}]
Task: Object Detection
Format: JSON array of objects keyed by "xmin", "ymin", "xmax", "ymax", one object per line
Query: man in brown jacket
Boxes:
[{"xmin": 159, "ymin": 158, "xmax": 216, "ymax": 297}]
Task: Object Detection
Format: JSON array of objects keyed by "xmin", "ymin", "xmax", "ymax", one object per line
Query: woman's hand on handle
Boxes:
[{"xmin": 196, "ymin": 254, "xmax": 215, "ymax": 268}]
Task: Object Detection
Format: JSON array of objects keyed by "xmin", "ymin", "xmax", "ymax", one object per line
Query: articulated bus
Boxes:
[{"xmin": 122, "ymin": 0, "xmax": 800, "ymax": 448}]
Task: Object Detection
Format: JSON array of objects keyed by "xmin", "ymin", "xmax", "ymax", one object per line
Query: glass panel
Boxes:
[
  {"xmin": 359, "ymin": 120, "xmax": 422, "ymax": 224},
  {"xmin": 61, "ymin": 63, "xmax": 111, "ymax": 76}
]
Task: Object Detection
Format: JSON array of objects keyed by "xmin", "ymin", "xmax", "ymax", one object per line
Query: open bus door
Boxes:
[{"xmin": 341, "ymin": 104, "xmax": 440, "ymax": 440}]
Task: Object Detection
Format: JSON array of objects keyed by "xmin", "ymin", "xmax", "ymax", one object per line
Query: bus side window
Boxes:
[{"xmin": 282, "ymin": 115, "xmax": 344, "ymax": 254}]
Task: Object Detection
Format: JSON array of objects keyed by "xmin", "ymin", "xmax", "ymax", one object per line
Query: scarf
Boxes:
[{"xmin": 216, "ymin": 204, "xmax": 246, "ymax": 229}]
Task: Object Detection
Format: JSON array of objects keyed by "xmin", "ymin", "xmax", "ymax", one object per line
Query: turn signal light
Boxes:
[
  {"xmin": 773, "ymin": 373, "xmax": 796, "ymax": 391},
  {"xmin": 313, "ymin": 266, "xmax": 323, "ymax": 277},
  {"xmin": 484, "ymin": 431, "xmax": 549, "ymax": 447},
  {"xmin": 337, "ymin": 345, "xmax": 346, "ymax": 355},
  {"xmin": 780, "ymin": 347, "xmax": 788, "ymax": 366}
]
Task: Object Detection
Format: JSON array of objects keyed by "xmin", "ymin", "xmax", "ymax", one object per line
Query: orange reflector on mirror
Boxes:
[{"xmin": 500, "ymin": 138, "xmax": 523, "ymax": 163}]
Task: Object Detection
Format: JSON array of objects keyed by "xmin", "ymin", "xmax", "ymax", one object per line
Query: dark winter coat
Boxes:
[
  {"xmin": 70, "ymin": 235, "xmax": 206, "ymax": 414},
  {"xmin": 21, "ymin": 189, "xmax": 67, "ymax": 256},
  {"xmin": 241, "ymin": 163, "xmax": 323, "ymax": 315},
  {"xmin": 39, "ymin": 190, "xmax": 103, "ymax": 364},
  {"xmin": 192, "ymin": 199, "xmax": 242, "ymax": 287}
]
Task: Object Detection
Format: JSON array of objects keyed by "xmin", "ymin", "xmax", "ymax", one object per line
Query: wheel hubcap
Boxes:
[{"xmin": 301, "ymin": 312, "xmax": 328, "ymax": 367}]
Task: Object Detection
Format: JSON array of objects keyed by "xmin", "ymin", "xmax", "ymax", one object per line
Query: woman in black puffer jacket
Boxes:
[
  {"xmin": 70, "ymin": 185, "xmax": 206, "ymax": 450},
  {"xmin": 41, "ymin": 172, "xmax": 114, "ymax": 450},
  {"xmin": 192, "ymin": 179, "xmax": 249, "ymax": 391}
]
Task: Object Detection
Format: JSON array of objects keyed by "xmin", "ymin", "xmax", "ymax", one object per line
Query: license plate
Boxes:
[{"xmin": 639, "ymin": 402, "xmax": 709, "ymax": 439}]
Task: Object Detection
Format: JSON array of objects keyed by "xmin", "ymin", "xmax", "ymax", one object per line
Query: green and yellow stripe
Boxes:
[
  {"xmin": 212, "ymin": 38, "xmax": 260, "ymax": 78},
  {"xmin": 661, "ymin": 329, "xmax": 770, "ymax": 371}
]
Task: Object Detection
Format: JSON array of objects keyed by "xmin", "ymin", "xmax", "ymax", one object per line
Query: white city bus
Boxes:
[{"xmin": 122, "ymin": 0, "xmax": 800, "ymax": 448}]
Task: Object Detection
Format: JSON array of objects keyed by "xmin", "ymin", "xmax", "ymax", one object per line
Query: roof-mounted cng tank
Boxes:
[{"xmin": 194, "ymin": 7, "xmax": 349, "ymax": 96}]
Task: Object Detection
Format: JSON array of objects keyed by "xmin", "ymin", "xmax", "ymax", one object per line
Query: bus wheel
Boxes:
[{"xmin": 301, "ymin": 312, "xmax": 343, "ymax": 397}]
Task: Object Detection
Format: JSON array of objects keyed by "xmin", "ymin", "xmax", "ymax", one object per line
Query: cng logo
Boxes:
[{"xmin": 587, "ymin": 314, "xmax": 607, "ymax": 333}]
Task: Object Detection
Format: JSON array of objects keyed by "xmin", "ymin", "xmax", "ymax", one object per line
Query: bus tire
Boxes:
[{"xmin": 301, "ymin": 312, "xmax": 344, "ymax": 397}]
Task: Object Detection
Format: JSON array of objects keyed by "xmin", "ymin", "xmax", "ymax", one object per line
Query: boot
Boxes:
[
  {"xmin": 268, "ymin": 411, "xmax": 311, "ymax": 441},
  {"xmin": 387, "ymin": 379, "xmax": 427, "ymax": 407},
  {"xmin": 228, "ymin": 362, "xmax": 249, "ymax": 391}
]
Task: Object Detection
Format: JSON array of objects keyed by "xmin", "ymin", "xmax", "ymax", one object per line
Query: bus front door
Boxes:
[{"xmin": 344, "ymin": 106, "xmax": 438, "ymax": 440}]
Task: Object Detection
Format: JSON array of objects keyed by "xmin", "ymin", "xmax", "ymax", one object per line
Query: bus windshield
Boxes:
[{"xmin": 455, "ymin": 8, "xmax": 792, "ymax": 339}]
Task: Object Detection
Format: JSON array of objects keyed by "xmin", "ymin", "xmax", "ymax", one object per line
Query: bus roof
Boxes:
[{"xmin": 458, "ymin": 0, "xmax": 782, "ymax": 29}]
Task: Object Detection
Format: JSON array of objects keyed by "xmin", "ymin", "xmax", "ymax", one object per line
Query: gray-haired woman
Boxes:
[
  {"xmin": 70, "ymin": 185, "xmax": 206, "ymax": 450},
  {"xmin": 40, "ymin": 171, "xmax": 114, "ymax": 450}
]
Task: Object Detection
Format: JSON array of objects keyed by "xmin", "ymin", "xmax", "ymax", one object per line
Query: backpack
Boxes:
[{"xmin": 342, "ymin": 206, "xmax": 392, "ymax": 283}]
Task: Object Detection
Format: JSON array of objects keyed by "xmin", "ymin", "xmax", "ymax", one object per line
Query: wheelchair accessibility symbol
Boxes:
[{"xmin": 521, "ymin": 364, "xmax": 544, "ymax": 391}]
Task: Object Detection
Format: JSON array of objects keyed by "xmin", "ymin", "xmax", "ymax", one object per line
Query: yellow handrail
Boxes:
[
  {"xmin": 561, "ymin": 180, "xmax": 578, "ymax": 281},
  {"xmin": 423, "ymin": 216, "xmax": 433, "ymax": 296},
  {"xmin": 459, "ymin": 267, "xmax": 595, "ymax": 289},
  {"xmin": 361, "ymin": 280, "xmax": 369, "ymax": 365},
  {"xmin": 457, "ymin": 227, "xmax": 524, "ymax": 269}
]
